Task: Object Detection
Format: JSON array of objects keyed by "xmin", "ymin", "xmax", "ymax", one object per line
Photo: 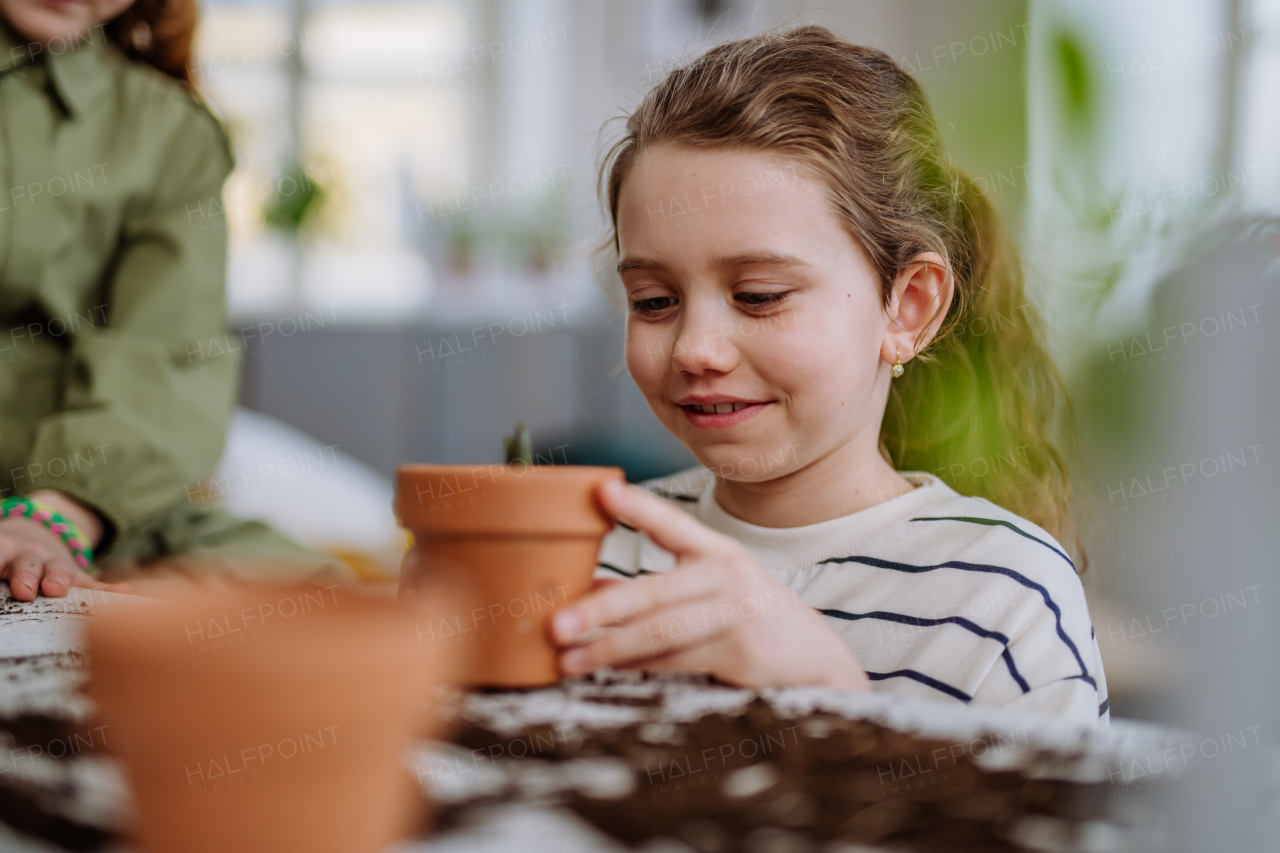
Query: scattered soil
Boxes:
[
  {"xmin": 0, "ymin": 771, "xmax": 114, "ymax": 852},
  {"xmin": 439, "ymin": 695, "xmax": 1112, "ymax": 852},
  {"xmin": 0, "ymin": 714, "xmax": 87, "ymax": 756}
]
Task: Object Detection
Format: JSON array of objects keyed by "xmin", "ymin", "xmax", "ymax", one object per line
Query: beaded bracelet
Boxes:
[{"xmin": 0, "ymin": 496, "xmax": 96, "ymax": 572}]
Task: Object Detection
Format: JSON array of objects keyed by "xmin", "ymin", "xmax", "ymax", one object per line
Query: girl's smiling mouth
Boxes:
[{"xmin": 675, "ymin": 395, "xmax": 773, "ymax": 428}]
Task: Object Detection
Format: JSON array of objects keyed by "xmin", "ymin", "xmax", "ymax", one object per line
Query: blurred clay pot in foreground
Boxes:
[
  {"xmin": 88, "ymin": 582, "xmax": 446, "ymax": 853},
  {"xmin": 396, "ymin": 463, "xmax": 623, "ymax": 687}
]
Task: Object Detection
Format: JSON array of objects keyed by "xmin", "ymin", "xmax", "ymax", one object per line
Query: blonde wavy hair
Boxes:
[{"xmin": 598, "ymin": 26, "xmax": 1083, "ymax": 568}]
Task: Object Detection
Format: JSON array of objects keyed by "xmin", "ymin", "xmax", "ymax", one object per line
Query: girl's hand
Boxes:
[
  {"xmin": 551, "ymin": 480, "xmax": 869, "ymax": 690},
  {"xmin": 0, "ymin": 517, "xmax": 124, "ymax": 601}
]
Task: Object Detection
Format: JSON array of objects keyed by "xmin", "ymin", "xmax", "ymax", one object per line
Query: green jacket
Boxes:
[{"xmin": 0, "ymin": 21, "xmax": 338, "ymax": 577}]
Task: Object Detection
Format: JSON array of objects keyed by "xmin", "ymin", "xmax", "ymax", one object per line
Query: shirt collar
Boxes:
[
  {"xmin": 697, "ymin": 471, "xmax": 952, "ymax": 573},
  {"xmin": 0, "ymin": 18, "xmax": 113, "ymax": 115}
]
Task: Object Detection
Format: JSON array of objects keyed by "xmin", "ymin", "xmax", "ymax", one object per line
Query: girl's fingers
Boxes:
[
  {"xmin": 596, "ymin": 480, "xmax": 733, "ymax": 559},
  {"xmin": 552, "ymin": 561, "xmax": 726, "ymax": 644},
  {"xmin": 560, "ymin": 596, "xmax": 730, "ymax": 673},
  {"xmin": 624, "ymin": 642, "xmax": 719, "ymax": 677},
  {"xmin": 9, "ymin": 551, "xmax": 44, "ymax": 601},
  {"xmin": 39, "ymin": 558, "xmax": 74, "ymax": 597},
  {"xmin": 62, "ymin": 563, "xmax": 127, "ymax": 595},
  {"xmin": 74, "ymin": 572, "xmax": 130, "ymax": 594},
  {"xmin": 75, "ymin": 573, "xmax": 130, "ymax": 594},
  {"xmin": 590, "ymin": 576, "xmax": 625, "ymax": 591}
]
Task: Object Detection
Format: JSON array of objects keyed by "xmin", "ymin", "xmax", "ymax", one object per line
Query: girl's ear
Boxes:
[{"xmin": 880, "ymin": 252, "xmax": 953, "ymax": 368}]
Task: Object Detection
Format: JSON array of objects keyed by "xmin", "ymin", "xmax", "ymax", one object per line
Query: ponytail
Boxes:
[{"xmin": 881, "ymin": 175, "xmax": 1082, "ymax": 567}]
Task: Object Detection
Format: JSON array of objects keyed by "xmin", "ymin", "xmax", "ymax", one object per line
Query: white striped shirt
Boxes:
[{"xmin": 596, "ymin": 468, "xmax": 1109, "ymax": 725}]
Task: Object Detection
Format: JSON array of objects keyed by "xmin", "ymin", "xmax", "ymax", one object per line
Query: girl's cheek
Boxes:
[
  {"xmin": 624, "ymin": 329, "xmax": 669, "ymax": 393},
  {"xmin": 746, "ymin": 325, "xmax": 819, "ymax": 382}
]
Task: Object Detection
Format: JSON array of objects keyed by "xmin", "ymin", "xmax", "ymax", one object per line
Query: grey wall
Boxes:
[{"xmin": 237, "ymin": 313, "xmax": 695, "ymax": 479}]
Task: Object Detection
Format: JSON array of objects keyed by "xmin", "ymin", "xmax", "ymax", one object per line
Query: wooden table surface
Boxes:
[{"xmin": 0, "ymin": 585, "xmax": 1209, "ymax": 852}]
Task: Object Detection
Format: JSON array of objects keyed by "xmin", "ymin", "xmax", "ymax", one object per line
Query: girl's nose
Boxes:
[{"xmin": 671, "ymin": 316, "xmax": 739, "ymax": 375}]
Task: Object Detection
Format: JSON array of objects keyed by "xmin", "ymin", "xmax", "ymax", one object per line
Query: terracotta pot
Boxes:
[
  {"xmin": 87, "ymin": 582, "xmax": 444, "ymax": 853},
  {"xmin": 396, "ymin": 463, "xmax": 623, "ymax": 686}
]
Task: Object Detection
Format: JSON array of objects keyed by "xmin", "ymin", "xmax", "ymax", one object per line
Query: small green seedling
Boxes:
[{"xmin": 504, "ymin": 422, "xmax": 533, "ymax": 466}]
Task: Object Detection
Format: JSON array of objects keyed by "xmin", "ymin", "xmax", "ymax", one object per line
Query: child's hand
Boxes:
[
  {"xmin": 0, "ymin": 517, "xmax": 123, "ymax": 601},
  {"xmin": 551, "ymin": 480, "xmax": 869, "ymax": 690}
]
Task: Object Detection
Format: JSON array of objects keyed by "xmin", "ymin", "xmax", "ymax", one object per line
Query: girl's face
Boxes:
[
  {"xmin": 616, "ymin": 145, "xmax": 900, "ymax": 483},
  {"xmin": 0, "ymin": 0, "xmax": 135, "ymax": 46}
]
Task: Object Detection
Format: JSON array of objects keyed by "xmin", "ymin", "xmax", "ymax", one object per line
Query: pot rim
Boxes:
[
  {"xmin": 397, "ymin": 463, "xmax": 622, "ymax": 476},
  {"xmin": 395, "ymin": 464, "xmax": 623, "ymax": 536}
]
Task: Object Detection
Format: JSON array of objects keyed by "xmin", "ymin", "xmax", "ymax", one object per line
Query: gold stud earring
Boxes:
[{"xmin": 891, "ymin": 347, "xmax": 904, "ymax": 378}]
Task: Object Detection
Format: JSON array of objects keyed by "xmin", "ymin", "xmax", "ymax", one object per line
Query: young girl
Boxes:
[
  {"xmin": 549, "ymin": 27, "xmax": 1108, "ymax": 725},
  {"xmin": 0, "ymin": 0, "xmax": 340, "ymax": 600}
]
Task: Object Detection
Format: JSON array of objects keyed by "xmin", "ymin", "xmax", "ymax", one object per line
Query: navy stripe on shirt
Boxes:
[
  {"xmin": 908, "ymin": 515, "xmax": 1076, "ymax": 572},
  {"xmin": 650, "ymin": 489, "xmax": 699, "ymax": 503},
  {"xmin": 819, "ymin": 608, "xmax": 1031, "ymax": 693},
  {"xmin": 597, "ymin": 561, "xmax": 657, "ymax": 578},
  {"xmin": 866, "ymin": 669, "xmax": 972, "ymax": 703},
  {"xmin": 817, "ymin": 554, "xmax": 1094, "ymax": 686}
]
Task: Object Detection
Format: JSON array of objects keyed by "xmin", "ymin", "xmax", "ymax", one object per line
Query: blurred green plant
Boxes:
[
  {"xmin": 1041, "ymin": 24, "xmax": 1245, "ymax": 325},
  {"xmin": 1036, "ymin": 18, "xmax": 1253, "ymax": 468},
  {"xmin": 445, "ymin": 215, "xmax": 481, "ymax": 275},
  {"xmin": 1052, "ymin": 30, "xmax": 1094, "ymax": 136},
  {"xmin": 263, "ymin": 164, "xmax": 326, "ymax": 234},
  {"xmin": 429, "ymin": 184, "xmax": 570, "ymax": 277},
  {"xmin": 500, "ymin": 184, "xmax": 570, "ymax": 275}
]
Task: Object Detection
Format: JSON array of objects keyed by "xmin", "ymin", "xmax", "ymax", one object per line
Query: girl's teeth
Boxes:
[{"xmin": 692, "ymin": 402, "xmax": 752, "ymax": 414}]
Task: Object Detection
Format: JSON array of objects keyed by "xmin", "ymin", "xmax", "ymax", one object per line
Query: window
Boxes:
[
  {"xmin": 196, "ymin": 0, "xmax": 472, "ymax": 320},
  {"xmin": 1238, "ymin": 0, "xmax": 1280, "ymax": 207}
]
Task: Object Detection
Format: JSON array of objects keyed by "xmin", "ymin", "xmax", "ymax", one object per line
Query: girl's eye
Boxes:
[
  {"xmin": 631, "ymin": 296, "xmax": 678, "ymax": 316},
  {"xmin": 735, "ymin": 291, "xmax": 786, "ymax": 308}
]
